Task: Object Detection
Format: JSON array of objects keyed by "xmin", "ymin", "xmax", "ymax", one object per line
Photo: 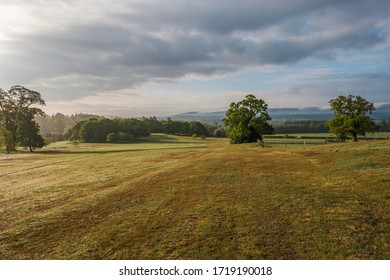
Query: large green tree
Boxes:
[
  {"xmin": 17, "ymin": 109, "xmax": 45, "ymax": 152},
  {"xmin": 326, "ymin": 95, "xmax": 379, "ymax": 142},
  {"xmin": 223, "ymin": 94, "xmax": 274, "ymax": 143},
  {"xmin": 0, "ymin": 85, "xmax": 45, "ymax": 152}
]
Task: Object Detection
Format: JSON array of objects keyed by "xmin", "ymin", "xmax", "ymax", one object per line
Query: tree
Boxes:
[
  {"xmin": 0, "ymin": 125, "xmax": 15, "ymax": 153},
  {"xmin": 326, "ymin": 95, "xmax": 379, "ymax": 142},
  {"xmin": 77, "ymin": 118, "xmax": 117, "ymax": 143},
  {"xmin": 17, "ymin": 109, "xmax": 45, "ymax": 152},
  {"xmin": 223, "ymin": 94, "xmax": 274, "ymax": 143},
  {"xmin": 0, "ymin": 85, "xmax": 46, "ymax": 152},
  {"xmin": 117, "ymin": 118, "xmax": 150, "ymax": 138},
  {"xmin": 141, "ymin": 116, "xmax": 163, "ymax": 133},
  {"xmin": 189, "ymin": 121, "xmax": 209, "ymax": 136},
  {"xmin": 214, "ymin": 126, "xmax": 227, "ymax": 138},
  {"xmin": 106, "ymin": 132, "xmax": 119, "ymax": 143}
]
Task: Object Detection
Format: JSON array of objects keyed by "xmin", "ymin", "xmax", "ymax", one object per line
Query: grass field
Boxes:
[
  {"xmin": 262, "ymin": 132, "xmax": 390, "ymax": 147},
  {"xmin": 0, "ymin": 134, "xmax": 389, "ymax": 259},
  {"xmin": 270, "ymin": 132, "xmax": 390, "ymax": 139}
]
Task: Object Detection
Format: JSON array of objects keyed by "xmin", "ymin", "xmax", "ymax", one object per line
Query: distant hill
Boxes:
[
  {"xmin": 268, "ymin": 107, "xmax": 332, "ymax": 121},
  {"xmin": 171, "ymin": 104, "xmax": 390, "ymax": 123},
  {"xmin": 170, "ymin": 111, "xmax": 226, "ymax": 123}
]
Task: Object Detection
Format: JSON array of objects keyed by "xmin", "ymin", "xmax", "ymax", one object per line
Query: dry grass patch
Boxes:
[{"xmin": 0, "ymin": 135, "xmax": 389, "ymax": 259}]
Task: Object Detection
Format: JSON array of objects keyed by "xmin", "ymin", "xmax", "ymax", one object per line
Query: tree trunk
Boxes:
[
  {"xmin": 351, "ymin": 132, "xmax": 358, "ymax": 142},
  {"xmin": 29, "ymin": 146, "xmax": 34, "ymax": 152}
]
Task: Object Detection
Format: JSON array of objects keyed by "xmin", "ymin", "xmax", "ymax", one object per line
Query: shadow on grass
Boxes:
[
  {"xmin": 36, "ymin": 145, "xmax": 208, "ymax": 155},
  {"xmin": 139, "ymin": 134, "xmax": 181, "ymax": 142},
  {"xmin": 137, "ymin": 134, "xmax": 214, "ymax": 144}
]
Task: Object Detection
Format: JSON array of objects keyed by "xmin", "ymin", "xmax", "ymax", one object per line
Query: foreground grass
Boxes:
[{"xmin": 0, "ymin": 134, "xmax": 389, "ymax": 259}]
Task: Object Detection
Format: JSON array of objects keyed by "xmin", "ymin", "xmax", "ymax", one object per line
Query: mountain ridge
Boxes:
[{"xmin": 171, "ymin": 104, "xmax": 390, "ymax": 123}]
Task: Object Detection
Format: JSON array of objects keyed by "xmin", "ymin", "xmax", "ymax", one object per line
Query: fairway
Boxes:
[{"xmin": 0, "ymin": 134, "xmax": 389, "ymax": 259}]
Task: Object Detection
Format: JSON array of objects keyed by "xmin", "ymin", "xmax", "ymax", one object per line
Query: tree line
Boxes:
[
  {"xmin": 138, "ymin": 117, "xmax": 227, "ymax": 138},
  {"xmin": 70, "ymin": 117, "xmax": 150, "ymax": 143},
  {"xmin": 377, "ymin": 118, "xmax": 390, "ymax": 132},
  {"xmin": 35, "ymin": 114, "xmax": 227, "ymax": 143},
  {"xmin": 273, "ymin": 120, "xmax": 329, "ymax": 134},
  {"xmin": 37, "ymin": 94, "xmax": 390, "ymax": 145},
  {"xmin": 141, "ymin": 117, "xmax": 220, "ymax": 137},
  {"xmin": 1, "ymin": 85, "xmax": 387, "ymax": 152},
  {"xmin": 274, "ymin": 119, "xmax": 390, "ymax": 134},
  {"xmin": 37, "ymin": 113, "xmax": 389, "ymax": 144},
  {"xmin": 69, "ymin": 117, "xmax": 227, "ymax": 143},
  {"xmin": 35, "ymin": 113, "xmax": 98, "ymax": 142}
]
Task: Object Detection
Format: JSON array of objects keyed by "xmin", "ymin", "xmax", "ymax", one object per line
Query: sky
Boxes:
[{"xmin": 1, "ymin": 0, "xmax": 390, "ymax": 117}]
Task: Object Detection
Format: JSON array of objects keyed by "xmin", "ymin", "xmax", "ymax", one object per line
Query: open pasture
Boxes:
[
  {"xmin": 263, "ymin": 132, "xmax": 390, "ymax": 147},
  {"xmin": 0, "ymin": 134, "xmax": 389, "ymax": 259}
]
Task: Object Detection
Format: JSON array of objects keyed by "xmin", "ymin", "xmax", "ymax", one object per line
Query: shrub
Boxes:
[{"xmin": 106, "ymin": 132, "xmax": 119, "ymax": 143}]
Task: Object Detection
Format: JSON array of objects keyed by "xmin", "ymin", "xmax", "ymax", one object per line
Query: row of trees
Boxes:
[
  {"xmin": 134, "ymin": 117, "xmax": 227, "ymax": 137},
  {"xmin": 69, "ymin": 117, "xmax": 225, "ymax": 143},
  {"xmin": 36, "ymin": 115, "xmax": 228, "ymax": 143},
  {"xmin": 0, "ymin": 85, "xmax": 384, "ymax": 152},
  {"xmin": 39, "ymin": 111, "xmax": 388, "ymax": 144},
  {"xmin": 274, "ymin": 118, "xmax": 389, "ymax": 135},
  {"xmin": 35, "ymin": 94, "xmax": 388, "ymax": 146},
  {"xmin": 70, "ymin": 118, "xmax": 150, "ymax": 143},
  {"xmin": 148, "ymin": 118, "xmax": 209, "ymax": 137},
  {"xmin": 273, "ymin": 120, "xmax": 329, "ymax": 134},
  {"xmin": 378, "ymin": 118, "xmax": 390, "ymax": 132},
  {"xmin": 0, "ymin": 86, "xmax": 45, "ymax": 153},
  {"xmin": 35, "ymin": 113, "xmax": 97, "ymax": 142}
]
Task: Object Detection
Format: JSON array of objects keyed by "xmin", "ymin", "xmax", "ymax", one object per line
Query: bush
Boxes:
[
  {"xmin": 106, "ymin": 132, "xmax": 119, "ymax": 143},
  {"xmin": 118, "ymin": 132, "xmax": 134, "ymax": 142},
  {"xmin": 106, "ymin": 132, "xmax": 135, "ymax": 143}
]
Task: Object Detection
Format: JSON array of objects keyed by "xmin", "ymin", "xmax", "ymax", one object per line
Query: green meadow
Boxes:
[
  {"xmin": 0, "ymin": 134, "xmax": 389, "ymax": 259},
  {"xmin": 264, "ymin": 132, "xmax": 390, "ymax": 146}
]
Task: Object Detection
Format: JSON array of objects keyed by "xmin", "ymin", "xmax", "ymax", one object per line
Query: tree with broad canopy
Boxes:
[
  {"xmin": 326, "ymin": 95, "xmax": 379, "ymax": 142},
  {"xmin": 0, "ymin": 85, "xmax": 46, "ymax": 153},
  {"xmin": 223, "ymin": 94, "xmax": 274, "ymax": 144}
]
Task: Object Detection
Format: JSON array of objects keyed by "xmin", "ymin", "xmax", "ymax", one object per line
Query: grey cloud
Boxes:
[
  {"xmin": 0, "ymin": 0, "xmax": 389, "ymax": 101},
  {"xmin": 282, "ymin": 72, "xmax": 390, "ymax": 105},
  {"xmin": 128, "ymin": 0, "xmax": 356, "ymax": 34}
]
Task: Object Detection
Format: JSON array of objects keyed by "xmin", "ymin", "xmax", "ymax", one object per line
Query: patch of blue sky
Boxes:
[{"xmin": 174, "ymin": 47, "xmax": 390, "ymax": 94}]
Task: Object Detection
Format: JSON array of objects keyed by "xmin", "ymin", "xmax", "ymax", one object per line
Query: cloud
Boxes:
[
  {"xmin": 0, "ymin": 0, "xmax": 389, "ymax": 112},
  {"xmin": 260, "ymin": 72, "xmax": 390, "ymax": 108}
]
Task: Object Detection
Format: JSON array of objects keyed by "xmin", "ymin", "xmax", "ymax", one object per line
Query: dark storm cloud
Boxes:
[{"xmin": 0, "ymin": 0, "xmax": 389, "ymax": 101}]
